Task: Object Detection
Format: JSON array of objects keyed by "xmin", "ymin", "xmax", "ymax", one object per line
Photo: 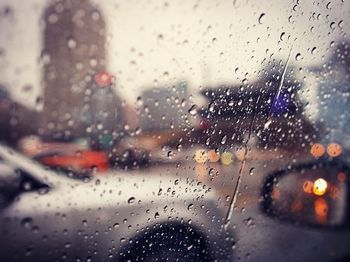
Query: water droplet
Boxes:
[
  {"xmin": 21, "ymin": 217, "xmax": 33, "ymax": 230},
  {"xmin": 157, "ymin": 34, "xmax": 164, "ymax": 40},
  {"xmin": 67, "ymin": 37, "xmax": 77, "ymax": 48},
  {"xmin": 91, "ymin": 10, "xmax": 100, "ymax": 20},
  {"xmin": 208, "ymin": 102, "xmax": 215, "ymax": 112},
  {"xmin": 136, "ymin": 96, "xmax": 143, "ymax": 106},
  {"xmin": 35, "ymin": 96, "xmax": 44, "ymax": 110},
  {"xmin": 154, "ymin": 212, "xmax": 160, "ymax": 219},
  {"xmin": 258, "ymin": 13, "xmax": 266, "ymax": 24},
  {"xmin": 135, "ymin": 127, "xmax": 142, "ymax": 135},
  {"xmin": 48, "ymin": 13, "xmax": 58, "ymax": 24},
  {"xmin": 288, "ymin": 15, "xmax": 294, "ymax": 23},
  {"xmin": 311, "ymin": 46, "xmax": 317, "ymax": 54},
  {"xmin": 264, "ymin": 120, "xmax": 272, "ymax": 129},
  {"xmin": 187, "ymin": 204, "xmax": 194, "ymax": 210},
  {"xmin": 221, "ymin": 135, "xmax": 227, "ymax": 145},
  {"xmin": 244, "ymin": 217, "xmax": 255, "ymax": 228},
  {"xmin": 188, "ymin": 105, "xmax": 198, "ymax": 116},
  {"xmin": 167, "ymin": 151, "xmax": 174, "ymax": 159},
  {"xmin": 295, "ymin": 53, "xmax": 302, "ymax": 61},
  {"xmin": 37, "ymin": 187, "xmax": 49, "ymax": 195},
  {"xmin": 128, "ymin": 197, "xmax": 135, "ymax": 204},
  {"xmin": 187, "ymin": 244, "xmax": 194, "ymax": 250}
]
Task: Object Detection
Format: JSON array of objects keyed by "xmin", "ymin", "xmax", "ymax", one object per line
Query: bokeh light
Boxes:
[
  {"xmin": 314, "ymin": 198, "xmax": 328, "ymax": 220},
  {"xmin": 235, "ymin": 148, "xmax": 245, "ymax": 161},
  {"xmin": 313, "ymin": 178, "xmax": 328, "ymax": 196},
  {"xmin": 303, "ymin": 180, "xmax": 313, "ymax": 194},
  {"xmin": 221, "ymin": 152, "xmax": 233, "ymax": 165},
  {"xmin": 94, "ymin": 71, "xmax": 113, "ymax": 87},
  {"xmin": 194, "ymin": 150, "xmax": 208, "ymax": 164},
  {"xmin": 207, "ymin": 149, "xmax": 220, "ymax": 162},
  {"xmin": 310, "ymin": 143, "xmax": 325, "ymax": 158},
  {"xmin": 327, "ymin": 143, "xmax": 342, "ymax": 158}
]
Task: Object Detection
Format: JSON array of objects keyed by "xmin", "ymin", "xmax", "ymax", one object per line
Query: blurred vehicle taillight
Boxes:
[{"xmin": 39, "ymin": 150, "xmax": 109, "ymax": 173}]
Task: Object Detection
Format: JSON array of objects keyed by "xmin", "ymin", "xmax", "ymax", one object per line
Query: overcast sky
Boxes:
[{"xmin": 0, "ymin": 0, "xmax": 349, "ymax": 108}]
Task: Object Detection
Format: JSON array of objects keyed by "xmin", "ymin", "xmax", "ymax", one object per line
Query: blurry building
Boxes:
[
  {"xmin": 198, "ymin": 65, "xmax": 316, "ymax": 150},
  {"xmin": 0, "ymin": 86, "xmax": 38, "ymax": 146},
  {"xmin": 139, "ymin": 82, "xmax": 190, "ymax": 133},
  {"xmin": 41, "ymin": 0, "xmax": 124, "ymax": 146},
  {"xmin": 312, "ymin": 41, "xmax": 350, "ymax": 147}
]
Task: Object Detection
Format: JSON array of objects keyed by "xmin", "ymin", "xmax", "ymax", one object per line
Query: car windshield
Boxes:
[{"xmin": 1, "ymin": 0, "xmax": 350, "ymax": 261}]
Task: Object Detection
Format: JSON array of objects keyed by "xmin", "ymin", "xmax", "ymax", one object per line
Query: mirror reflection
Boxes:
[{"xmin": 261, "ymin": 160, "xmax": 349, "ymax": 227}]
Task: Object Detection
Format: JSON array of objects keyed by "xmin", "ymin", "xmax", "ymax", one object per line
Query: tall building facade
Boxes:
[{"xmin": 41, "ymin": 0, "xmax": 107, "ymax": 141}]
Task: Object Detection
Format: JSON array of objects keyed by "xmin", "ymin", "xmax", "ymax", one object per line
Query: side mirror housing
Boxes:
[{"xmin": 261, "ymin": 159, "xmax": 350, "ymax": 229}]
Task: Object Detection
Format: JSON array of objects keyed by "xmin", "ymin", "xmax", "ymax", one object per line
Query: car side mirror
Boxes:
[
  {"xmin": 260, "ymin": 159, "xmax": 350, "ymax": 229},
  {"xmin": 0, "ymin": 162, "xmax": 21, "ymax": 208}
]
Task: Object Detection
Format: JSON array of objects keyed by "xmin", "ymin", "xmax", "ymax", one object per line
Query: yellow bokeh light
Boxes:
[
  {"xmin": 221, "ymin": 152, "xmax": 233, "ymax": 165},
  {"xmin": 313, "ymin": 178, "xmax": 328, "ymax": 196},
  {"xmin": 194, "ymin": 150, "xmax": 208, "ymax": 164}
]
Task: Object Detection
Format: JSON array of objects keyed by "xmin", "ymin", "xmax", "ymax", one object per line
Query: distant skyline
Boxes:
[{"xmin": 0, "ymin": 0, "xmax": 349, "ymax": 111}]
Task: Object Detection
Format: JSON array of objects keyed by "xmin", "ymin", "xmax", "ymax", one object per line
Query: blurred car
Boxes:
[
  {"xmin": 0, "ymin": 144, "xmax": 234, "ymax": 261},
  {"xmin": 34, "ymin": 150, "xmax": 109, "ymax": 174},
  {"xmin": 18, "ymin": 137, "xmax": 109, "ymax": 176}
]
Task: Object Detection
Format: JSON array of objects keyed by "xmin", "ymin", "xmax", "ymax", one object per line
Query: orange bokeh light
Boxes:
[
  {"xmin": 207, "ymin": 149, "xmax": 220, "ymax": 162},
  {"xmin": 327, "ymin": 143, "xmax": 342, "ymax": 158},
  {"xmin": 310, "ymin": 143, "xmax": 325, "ymax": 158},
  {"xmin": 314, "ymin": 198, "xmax": 328, "ymax": 218},
  {"xmin": 303, "ymin": 180, "xmax": 314, "ymax": 194}
]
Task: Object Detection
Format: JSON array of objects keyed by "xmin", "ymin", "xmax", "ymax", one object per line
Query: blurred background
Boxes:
[{"xmin": 0, "ymin": 0, "xmax": 350, "ymax": 260}]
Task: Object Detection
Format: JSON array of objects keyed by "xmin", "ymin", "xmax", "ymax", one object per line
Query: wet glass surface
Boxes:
[{"xmin": 0, "ymin": 0, "xmax": 350, "ymax": 261}]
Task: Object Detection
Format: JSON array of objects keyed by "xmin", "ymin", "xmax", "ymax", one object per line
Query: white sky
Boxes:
[{"xmin": 0, "ymin": 0, "xmax": 349, "ymax": 108}]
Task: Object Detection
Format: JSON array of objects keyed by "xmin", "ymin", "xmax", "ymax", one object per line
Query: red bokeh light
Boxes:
[{"xmin": 94, "ymin": 71, "xmax": 113, "ymax": 87}]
